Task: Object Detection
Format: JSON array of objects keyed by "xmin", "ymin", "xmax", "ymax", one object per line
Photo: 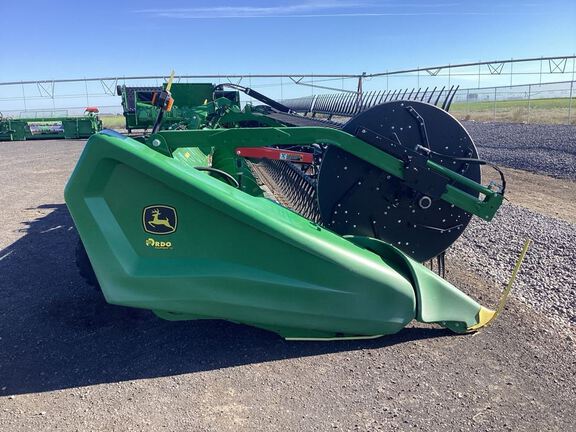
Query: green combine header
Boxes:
[
  {"xmin": 0, "ymin": 107, "xmax": 102, "ymax": 141},
  {"xmin": 65, "ymin": 78, "xmax": 521, "ymax": 340}
]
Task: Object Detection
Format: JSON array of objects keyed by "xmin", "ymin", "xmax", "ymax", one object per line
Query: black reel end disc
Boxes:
[{"xmin": 317, "ymin": 101, "xmax": 480, "ymax": 262}]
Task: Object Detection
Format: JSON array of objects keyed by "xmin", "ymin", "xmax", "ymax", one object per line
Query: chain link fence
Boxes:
[
  {"xmin": 450, "ymin": 81, "xmax": 574, "ymax": 124},
  {"xmin": 0, "ymin": 56, "xmax": 574, "ymax": 125}
]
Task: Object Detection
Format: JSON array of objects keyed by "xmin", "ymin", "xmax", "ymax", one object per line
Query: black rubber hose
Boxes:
[{"xmin": 194, "ymin": 166, "xmax": 240, "ymax": 188}]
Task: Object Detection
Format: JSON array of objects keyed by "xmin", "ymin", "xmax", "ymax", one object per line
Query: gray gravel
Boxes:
[
  {"xmin": 455, "ymin": 121, "xmax": 576, "ymax": 329},
  {"xmin": 449, "ymin": 203, "xmax": 576, "ymax": 329},
  {"xmin": 463, "ymin": 121, "xmax": 576, "ymax": 180}
]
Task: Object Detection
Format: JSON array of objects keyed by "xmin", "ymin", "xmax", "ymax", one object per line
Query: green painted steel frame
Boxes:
[{"xmin": 148, "ymin": 127, "xmax": 503, "ymax": 221}]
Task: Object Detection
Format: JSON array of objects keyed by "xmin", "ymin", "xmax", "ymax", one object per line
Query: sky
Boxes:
[
  {"xmin": 0, "ymin": 0, "xmax": 574, "ymax": 80},
  {"xmin": 0, "ymin": 1, "xmax": 574, "ymax": 113}
]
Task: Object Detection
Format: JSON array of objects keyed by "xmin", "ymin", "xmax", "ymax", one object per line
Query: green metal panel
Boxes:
[
  {"xmin": 169, "ymin": 83, "xmax": 214, "ymax": 107},
  {"xmin": 65, "ymin": 131, "xmax": 492, "ymax": 339}
]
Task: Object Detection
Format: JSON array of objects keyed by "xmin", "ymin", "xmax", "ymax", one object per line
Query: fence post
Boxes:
[
  {"xmin": 527, "ymin": 84, "xmax": 531, "ymax": 124},
  {"xmin": 493, "ymin": 87, "xmax": 497, "ymax": 121},
  {"xmin": 84, "ymin": 79, "xmax": 90, "ymax": 106},
  {"xmin": 355, "ymin": 74, "xmax": 364, "ymax": 113},
  {"xmin": 568, "ymin": 80, "xmax": 574, "ymax": 125},
  {"xmin": 311, "ymin": 73, "xmax": 314, "ymax": 97},
  {"xmin": 21, "ymin": 82, "xmax": 27, "ymax": 111}
]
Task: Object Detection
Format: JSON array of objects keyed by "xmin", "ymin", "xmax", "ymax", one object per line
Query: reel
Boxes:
[{"xmin": 317, "ymin": 101, "xmax": 481, "ymax": 262}]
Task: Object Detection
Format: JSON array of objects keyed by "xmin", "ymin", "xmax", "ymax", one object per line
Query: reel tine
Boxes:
[
  {"xmin": 374, "ymin": 90, "xmax": 383, "ymax": 106},
  {"xmin": 344, "ymin": 93, "xmax": 354, "ymax": 116},
  {"xmin": 334, "ymin": 94, "xmax": 341, "ymax": 115},
  {"xmin": 350, "ymin": 92, "xmax": 358, "ymax": 115},
  {"xmin": 340, "ymin": 93, "xmax": 347, "ymax": 115},
  {"xmin": 354, "ymin": 93, "xmax": 362, "ymax": 114},
  {"xmin": 326, "ymin": 94, "xmax": 336, "ymax": 118},
  {"xmin": 364, "ymin": 91, "xmax": 373, "ymax": 109},
  {"xmin": 419, "ymin": 87, "xmax": 428, "ymax": 101},
  {"xmin": 378, "ymin": 90, "xmax": 387, "ymax": 104},
  {"xmin": 334, "ymin": 93, "xmax": 342, "ymax": 115},
  {"xmin": 383, "ymin": 89, "xmax": 392, "ymax": 102},
  {"xmin": 427, "ymin": 86, "xmax": 437, "ymax": 103},
  {"xmin": 441, "ymin": 85, "xmax": 455, "ymax": 111},
  {"xmin": 434, "ymin": 86, "xmax": 446, "ymax": 106},
  {"xmin": 345, "ymin": 93, "xmax": 352, "ymax": 114},
  {"xmin": 358, "ymin": 92, "xmax": 365, "ymax": 111},
  {"xmin": 342, "ymin": 93, "xmax": 351, "ymax": 114},
  {"xmin": 445, "ymin": 85, "xmax": 459, "ymax": 112},
  {"xmin": 338, "ymin": 93, "xmax": 347, "ymax": 114},
  {"xmin": 367, "ymin": 91, "xmax": 378, "ymax": 109},
  {"xmin": 308, "ymin": 95, "xmax": 317, "ymax": 115},
  {"xmin": 330, "ymin": 94, "xmax": 338, "ymax": 116},
  {"xmin": 361, "ymin": 91, "xmax": 369, "ymax": 111},
  {"xmin": 374, "ymin": 91, "xmax": 382, "ymax": 107}
]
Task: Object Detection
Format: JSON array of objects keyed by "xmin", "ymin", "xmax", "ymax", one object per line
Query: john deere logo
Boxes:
[{"xmin": 143, "ymin": 205, "xmax": 177, "ymax": 235}]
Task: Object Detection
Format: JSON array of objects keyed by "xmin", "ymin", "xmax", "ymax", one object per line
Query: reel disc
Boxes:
[{"xmin": 317, "ymin": 101, "xmax": 480, "ymax": 262}]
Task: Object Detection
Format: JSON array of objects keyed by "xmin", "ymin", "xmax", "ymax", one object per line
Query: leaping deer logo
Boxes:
[
  {"xmin": 148, "ymin": 208, "xmax": 174, "ymax": 230},
  {"xmin": 143, "ymin": 205, "xmax": 177, "ymax": 234}
]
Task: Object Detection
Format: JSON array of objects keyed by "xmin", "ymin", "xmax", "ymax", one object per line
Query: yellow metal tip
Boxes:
[
  {"xmin": 467, "ymin": 238, "xmax": 532, "ymax": 333},
  {"xmin": 467, "ymin": 306, "xmax": 496, "ymax": 332}
]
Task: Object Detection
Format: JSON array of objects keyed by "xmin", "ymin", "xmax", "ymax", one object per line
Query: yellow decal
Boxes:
[{"xmin": 145, "ymin": 237, "xmax": 173, "ymax": 250}]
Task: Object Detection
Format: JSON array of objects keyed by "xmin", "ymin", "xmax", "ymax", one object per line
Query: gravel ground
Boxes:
[
  {"xmin": 455, "ymin": 121, "xmax": 576, "ymax": 329},
  {"xmin": 0, "ymin": 139, "xmax": 575, "ymax": 431},
  {"xmin": 449, "ymin": 203, "xmax": 576, "ymax": 329},
  {"xmin": 463, "ymin": 121, "xmax": 576, "ymax": 180}
]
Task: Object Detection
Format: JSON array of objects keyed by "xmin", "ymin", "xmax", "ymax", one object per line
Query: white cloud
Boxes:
[
  {"xmin": 137, "ymin": 1, "xmax": 365, "ymax": 18},
  {"xmin": 135, "ymin": 1, "xmax": 469, "ymax": 19}
]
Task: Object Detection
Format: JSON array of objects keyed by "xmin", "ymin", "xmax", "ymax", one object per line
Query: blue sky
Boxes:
[
  {"xmin": 0, "ymin": 1, "xmax": 574, "ymax": 113},
  {"xmin": 0, "ymin": 0, "xmax": 574, "ymax": 81}
]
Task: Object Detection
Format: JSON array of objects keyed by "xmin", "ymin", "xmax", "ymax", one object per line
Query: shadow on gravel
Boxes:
[{"xmin": 0, "ymin": 204, "xmax": 452, "ymax": 396}]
